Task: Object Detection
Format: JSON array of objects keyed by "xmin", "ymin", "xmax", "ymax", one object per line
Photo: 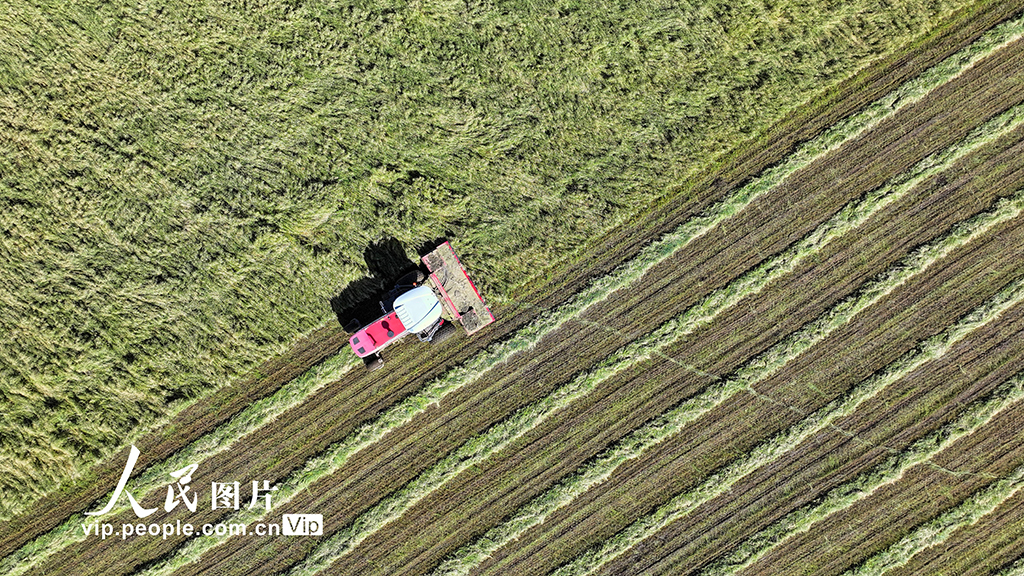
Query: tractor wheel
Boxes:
[
  {"xmin": 396, "ymin": 269, "xmax": 426, "ymax": 287},
  {"xmin": 430, "ymin": 321, "xmax": 457, "ymax": 344},
  {"xmin": 363, "ymin": 354, "xmax": 384, "ymax": 371}
]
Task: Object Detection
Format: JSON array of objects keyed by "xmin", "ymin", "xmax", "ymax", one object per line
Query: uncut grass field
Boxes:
[{"xmin": 0, "ymin": 0, "xmax": 972, "ymax": 522}]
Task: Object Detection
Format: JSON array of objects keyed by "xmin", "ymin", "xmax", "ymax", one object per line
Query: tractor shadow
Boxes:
[{"xmin": 329, "ymin": 237, "xmax": 422, "ymax": 332}]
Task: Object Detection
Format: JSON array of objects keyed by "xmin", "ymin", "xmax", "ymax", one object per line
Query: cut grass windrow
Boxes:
[
  {"xmin": 83, "ymin": 18, "xmax": 1024, "ymax": 576},
  {"xmin": 0, "ymin": 351, "xmax": 357, "ymax": 576},
  {"xmin": 841, "ymin": 455, "xmax": 1024, "ymax": 575},
  {"xmin": 276, "ymin": 98, "xmax": 1024, "ymax": 576},
  {"xmin": 703, "ymin": 371, "xmax": 1024, "ymax": 576},
  {"xmin": 548, "ymin": 275, "xmax": 1024, "ymax": 576},
  {"xmin": 427, "ymin": 153, "xmax": 1024, "ymax": 576}
]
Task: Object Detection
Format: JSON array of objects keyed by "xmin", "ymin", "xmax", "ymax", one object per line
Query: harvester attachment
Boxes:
[{"xmin": 422, "ymin": 242, "xmax": 495, "ymax": 335}]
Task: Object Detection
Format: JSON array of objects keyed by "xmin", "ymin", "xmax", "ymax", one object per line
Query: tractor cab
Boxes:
[{"xmin": 394, "ymin": 285, "xmax": 443, "ymax": 336}]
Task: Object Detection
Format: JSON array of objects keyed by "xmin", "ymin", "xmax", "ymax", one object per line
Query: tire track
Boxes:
[
  {"xmin": 547, "ymin": 276, "xmax": 1024, "ymax": 576},
  {"xmin": 702, "ymin": 371, "xmax": 1024, "ymax": 576},
  {"xmin": 841, "ymin": 457, "xmax": 1024, "ymax": 576}
]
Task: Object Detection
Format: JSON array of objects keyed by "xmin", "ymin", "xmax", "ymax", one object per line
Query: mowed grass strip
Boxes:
[
  {"xmin": 274, "ymin": 96, "xmax": 1024, "ymax": 576},
  {"xmin": 431, "ymin": 176, "xmax": 1024, "ymax": 576},
  {"xmin": 885, "ymin": 458, "xmax": 1024, "ymax": 575},
  {"xmin": 841, "ymin": 456, "xmax": 1024, "ymax": 576},
  {"xmin": 548, "ymin": 275, "xmax": 1024, "ymax": 576},
  {"xmin": 703, "ymin": 370, "xmax": 1024, "ymax": 576},
  {"xmin": 0, "ymin": 352, "xmax": 356, "ymax": 576}
]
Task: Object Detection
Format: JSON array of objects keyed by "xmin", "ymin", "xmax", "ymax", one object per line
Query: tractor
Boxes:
[{"xmin": 346, "ymin": 242, "xmax": 495, "ymax": 370}]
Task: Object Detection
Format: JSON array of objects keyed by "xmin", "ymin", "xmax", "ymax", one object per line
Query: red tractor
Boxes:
[{"xmin": 348, "ymin": 242, "xmax": 495, "ymax": 370}]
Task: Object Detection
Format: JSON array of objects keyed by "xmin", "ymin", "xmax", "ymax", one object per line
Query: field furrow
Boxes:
[
  {"xmin": 743, "ymin": 391, "xmax": 1024, "ymax": 575},
  {"xmin": 724, "ymin": 354, "xmax": 1024, "ymax": 573},
  {"xmin": 702, "ymin": 371, "xmax": 1024, "ymax": 575},
  {"xmin": 542, "ymin": 274, "xmax": 1024, "ymax": 576},
  {"xmin": 425, "ymin": 175, "xmax": 1024, "ymax": 576}
]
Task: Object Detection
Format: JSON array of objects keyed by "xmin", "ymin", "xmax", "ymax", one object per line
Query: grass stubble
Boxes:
[{"xmin": 543, "ymin": 272, "xmax": 1024, "ymax": 576}]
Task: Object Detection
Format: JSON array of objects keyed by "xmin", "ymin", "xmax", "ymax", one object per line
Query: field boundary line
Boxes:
[
  {"xmin": 703, "ymin": 370, "xmax": 1024, "ymax": 575},
  {"xmin": 841, "ymin": 453, "xmax": 1024, "ymax": 575},
  {"xmin": 424, "ymin": 120, "xmax": 1024, "ymax": 576},
  {"xmin": 272, "ymin": 96, "xmax": 1024, "ymax": 576},
  {"xmin": 547, "ymin": 275, "xmax": 1024, "ymax": 576},
  {"xmin": 0, "ymin": 321, "xmax": 354, "ymax": 576}
]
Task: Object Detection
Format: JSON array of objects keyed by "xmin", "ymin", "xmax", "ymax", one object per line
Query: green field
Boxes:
[{"xmin": 0, "ymin": 0, "xmax": 970, "ymax": 520}]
